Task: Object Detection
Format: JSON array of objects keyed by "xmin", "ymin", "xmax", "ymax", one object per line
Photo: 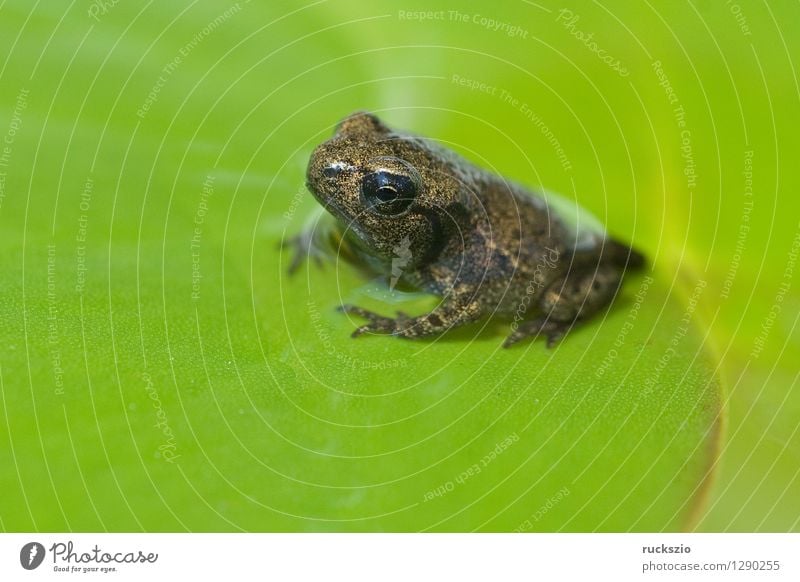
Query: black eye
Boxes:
[{"xmin": 361, "ymin": 170, "xmax": 417, "ymax": 216}]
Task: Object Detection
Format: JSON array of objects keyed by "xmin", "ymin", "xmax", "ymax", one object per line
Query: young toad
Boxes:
[{"xmin": 287, "ymin": 111, "xmax": 644, "ymax": 347}]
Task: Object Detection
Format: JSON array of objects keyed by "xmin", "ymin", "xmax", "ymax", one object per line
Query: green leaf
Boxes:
[{"xmin": 16, "ymin": 0, "xmax": 800, "ymax": 532}]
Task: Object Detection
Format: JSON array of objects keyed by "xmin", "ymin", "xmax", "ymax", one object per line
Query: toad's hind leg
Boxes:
[{"xmin": 503, "ymin": 264, "xmax": 622, "ymax": 348}]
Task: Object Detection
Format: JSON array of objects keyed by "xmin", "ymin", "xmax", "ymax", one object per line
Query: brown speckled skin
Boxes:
[{"xmin": 293, "ymin": 111, "xmax": 644, "ymax": 347}]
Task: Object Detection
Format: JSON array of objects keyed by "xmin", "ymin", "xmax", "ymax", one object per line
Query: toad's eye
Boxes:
[{"xmin": 361, "ymin": 170, "xmax": 417, "ymax": 216}]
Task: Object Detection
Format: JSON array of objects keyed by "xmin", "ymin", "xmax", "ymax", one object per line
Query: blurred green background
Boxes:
[{"xmin": 0, "ymin": 0, "xmax": 797, "ymax": 531}]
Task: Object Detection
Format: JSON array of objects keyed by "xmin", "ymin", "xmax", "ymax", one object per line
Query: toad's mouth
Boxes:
[
  {"xmin": 305, "ymin": 180, "xmax": 348, "ymax": 221},
  {"xmin": 305, "ymin": 180, "xmax": 326, "ymax": 206},
  {"xmin": 305, "ymin": 181, "xmax": 377, "ymax": 255}
]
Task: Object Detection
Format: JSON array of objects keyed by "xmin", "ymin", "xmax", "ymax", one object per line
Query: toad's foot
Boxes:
[
  {"xmin": 280, "ymin": 231, "xmax": 326, "ymax": 275},
  {"xmin": 338, "ymin": 299, "xmax": 482, "ymax": 340},
  {"xmin": 337, "ymin": 304, "xmax": 405, "ymax": 337},
  {"xmin": 504, "ymin": 264, "xmax": 623, "ymax": 348},
  {"xmin": 503, "ymin": 317, "xmax": 572, "ymax": 349}
]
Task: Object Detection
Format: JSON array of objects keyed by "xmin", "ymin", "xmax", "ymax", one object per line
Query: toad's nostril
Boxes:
[{"xmin": 322, "ymin": 161, "xmax": 350, "ymax": 179}]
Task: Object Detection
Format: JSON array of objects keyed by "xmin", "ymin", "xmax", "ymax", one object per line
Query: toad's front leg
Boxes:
[
  {"xmin": 281, "ymin": 214, "xmax": 353, "ymax": 275},
  {"xmin": 338, "ymin": 297, "xmax": 482, "ymax": 340}
]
